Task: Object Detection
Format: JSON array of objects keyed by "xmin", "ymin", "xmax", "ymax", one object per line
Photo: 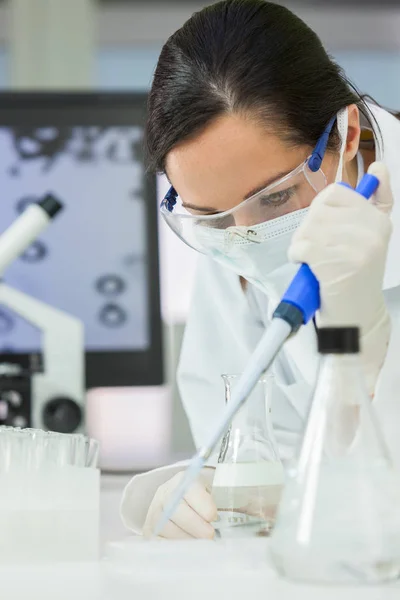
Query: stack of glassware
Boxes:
[
  {"xmin": 0, "ymin": 426, "xmax": 100, "ymax": 564},
  {"xmin": 0, "ymin": 426, "xmax": 99, "ymax": 470}
]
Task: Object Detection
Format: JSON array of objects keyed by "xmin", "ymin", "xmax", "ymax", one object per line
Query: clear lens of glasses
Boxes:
[{"xmin": 160, "ymin": 160, "xmax": 327, "ymax": 254}]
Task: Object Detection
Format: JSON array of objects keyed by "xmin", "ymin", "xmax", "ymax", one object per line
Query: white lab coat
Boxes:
[{"xmin": 121, "ymin": 104, "xmax": 400, "ymax": 534}]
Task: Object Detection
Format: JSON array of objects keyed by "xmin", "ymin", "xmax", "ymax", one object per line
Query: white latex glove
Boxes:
[
  {"xmin": 142, "ymin": 468, "xmax": 217, "ymax": 540},
  {"xmin": 288, "ymin": 162, "xmax": 393, "ymax": 395}
]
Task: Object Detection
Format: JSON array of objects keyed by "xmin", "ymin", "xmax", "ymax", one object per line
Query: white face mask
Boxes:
[
  {"xmin": 203, "ymin": 208, "xmax": 308, "ymax": 299},
  {"xmin": 203, "ymin": 107, "xmax": 349, "ymax": 298}
]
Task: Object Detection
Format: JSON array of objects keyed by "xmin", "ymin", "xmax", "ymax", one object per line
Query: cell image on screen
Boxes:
[{"xmin": 0, "ymin": 125, "xmax": 150, "ymax": 353}]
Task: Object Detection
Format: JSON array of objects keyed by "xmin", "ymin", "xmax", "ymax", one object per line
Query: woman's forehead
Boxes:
[{"xmin": 165, "ymin": 114, "xmax": 306, "ymax": 210}]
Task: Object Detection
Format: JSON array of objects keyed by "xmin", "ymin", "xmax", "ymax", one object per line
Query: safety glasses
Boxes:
[{"xmin": 160, "ymin": 116, "xmax": 336, "ymax": 254}]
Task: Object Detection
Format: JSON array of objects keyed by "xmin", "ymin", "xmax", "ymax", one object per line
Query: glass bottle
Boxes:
[
  {"xmin": 270, "ymin": 327, "xmax": 400, "ymax": 584},
  {"xmin": 212, "ymin": 373, "xmax": 284, "ymax": 538}
]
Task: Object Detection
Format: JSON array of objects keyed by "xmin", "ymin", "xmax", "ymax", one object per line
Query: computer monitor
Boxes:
[{"xmin": 0, "ymin": 92, "xmax": 163, "ymax": 388}]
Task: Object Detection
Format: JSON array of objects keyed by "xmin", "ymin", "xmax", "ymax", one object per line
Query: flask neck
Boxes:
[
  {"xmin": 313, "ymin": 352, "xmax": 366, "ymax": 413},
  {"xmin": 219, "ymin": 375, "xmax": 280, "ymax": 464},
  {"xmin": 297, "ymin": 350, "xmax": 391, "ymax": 472},
  {"xmin": 319, "ymin": 353, "xmax": 362, "ymax": 374},
  {"xmin": 223, "ymin": 375, "xmax": 271, "ymax": 428}
]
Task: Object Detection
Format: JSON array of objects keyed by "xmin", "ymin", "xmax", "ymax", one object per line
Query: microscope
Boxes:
[{"xmin": 0, "ymin": 195, "xmax": 85, "ymax": 433}]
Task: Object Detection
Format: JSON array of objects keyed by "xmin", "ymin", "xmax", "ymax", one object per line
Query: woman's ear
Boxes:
[{"xmin": 343, "ymin": 104, "xmax": 361, "ymax": 163}]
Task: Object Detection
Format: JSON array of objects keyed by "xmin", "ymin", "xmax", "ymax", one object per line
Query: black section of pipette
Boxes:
[{"xmin": 272, "ymin": 302, "xmax": 304, "ymax": 334}]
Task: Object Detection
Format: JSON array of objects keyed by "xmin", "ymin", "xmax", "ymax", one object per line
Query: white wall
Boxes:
[
  {"xmin": 0, "ymin": 48, "xmax": 8, "ymax": 88},
  {"xmin": 96, "ymin": 46, "xmax": 161, "ymax": 91},
  {"xmin": 334, "ymin": 51, "xmax": 400, "ymax": 108},
  {"xmin": 95, "ymin": 2, "xmax": 400, "ymax": 51}
]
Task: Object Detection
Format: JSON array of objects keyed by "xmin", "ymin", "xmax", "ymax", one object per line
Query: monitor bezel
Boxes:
[{"xmin": 0, "ymin": 91, "xmax": 164, "ymax": 388}]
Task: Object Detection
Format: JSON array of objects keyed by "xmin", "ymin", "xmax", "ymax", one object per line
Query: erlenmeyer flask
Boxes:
[
  {"xmin": 212, "ymin": 374, "xmax": 284, "ymax": 538},
  {"xmin": 270, "ymin": 327, "xmax": 400, "ymax": 584}
]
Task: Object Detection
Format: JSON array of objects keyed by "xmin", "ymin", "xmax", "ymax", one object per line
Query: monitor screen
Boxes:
[{"xmin": 0, "ymin": 93, "xmax": 163, "ymax": 387}]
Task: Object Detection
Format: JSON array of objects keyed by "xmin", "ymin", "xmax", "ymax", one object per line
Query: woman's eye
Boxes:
[{"xmin": 260, "ymin": 186, "xmax": 297, "ymax": 206}]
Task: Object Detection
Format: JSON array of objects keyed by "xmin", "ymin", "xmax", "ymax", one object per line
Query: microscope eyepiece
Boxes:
[{"xmin": 38, "ymin": 194, "xmax": 63, "ymax": 218}]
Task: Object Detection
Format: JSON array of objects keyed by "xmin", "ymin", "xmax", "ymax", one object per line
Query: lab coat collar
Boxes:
[{"xmin": 366, "ymin": 103, "xmax": 400, "ymax": 290}]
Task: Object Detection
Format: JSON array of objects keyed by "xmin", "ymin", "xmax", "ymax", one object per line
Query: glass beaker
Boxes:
[{"xmin": 212, "ymin": 374, "xmax": 284, "ymax": 538}]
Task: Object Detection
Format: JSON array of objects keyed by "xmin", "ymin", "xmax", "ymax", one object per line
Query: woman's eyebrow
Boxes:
[
  {"xmin": 243, "ymin": 169, "xmax": 292, "ymax": 200},
  {"xmin": 181, "ymin": 202, "xmax": 219, "ymax": 213}
]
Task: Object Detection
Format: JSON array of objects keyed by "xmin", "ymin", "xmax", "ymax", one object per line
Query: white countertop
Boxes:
[
  {"xmin": 1, "ymin": 473, "xmax": 399, "ymax": 600},
  {"xmin": 99, "ymin": 473, "xmax": 133, "ymax": 548}
]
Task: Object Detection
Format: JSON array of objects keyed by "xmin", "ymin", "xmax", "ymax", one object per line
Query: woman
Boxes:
[{"xmin": 121, "ymin": 0, "xmax": 400, "ymax": 540}]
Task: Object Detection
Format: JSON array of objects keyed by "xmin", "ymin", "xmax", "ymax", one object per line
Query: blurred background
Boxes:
[{"xmin": 0, "ymin": 0, "xmax": 399, "ymax": 473}]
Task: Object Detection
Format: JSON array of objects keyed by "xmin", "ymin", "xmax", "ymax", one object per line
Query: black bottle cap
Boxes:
[
  {"xmin": 317, "ymin": 327, "xmax": 360, "ymax": 354},
  {"xmin": 38, "ymin": 194, "xmax": 63, "ymax": 218}
]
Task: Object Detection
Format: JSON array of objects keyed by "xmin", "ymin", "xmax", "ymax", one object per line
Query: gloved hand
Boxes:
[
  {"xmin": 288, "ymin": 162, "xmax": 393, "ymax": 395},
  {"xmin": 142, "ymin": 468, "xmax": 217, "ymax": 539}
]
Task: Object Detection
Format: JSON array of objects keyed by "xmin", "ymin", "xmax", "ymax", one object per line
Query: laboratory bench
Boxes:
[{"xmin": 0, "ymin": 472, "xmax": 399, "ymax": 600}]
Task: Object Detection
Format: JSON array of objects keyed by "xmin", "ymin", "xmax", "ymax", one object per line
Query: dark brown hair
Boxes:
[{"xmin": 146, "ymin": 0, "xmax": 377, "ymax": 174}]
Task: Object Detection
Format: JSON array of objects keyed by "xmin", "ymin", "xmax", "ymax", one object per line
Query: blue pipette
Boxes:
[{"xmin": 153, "ymin": 173, "xmax": 379, "ymax": 537}]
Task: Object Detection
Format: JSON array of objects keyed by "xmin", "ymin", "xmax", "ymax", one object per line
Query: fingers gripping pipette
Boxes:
[{"xmin": 154, "ymin": 174, "xmax": 379, "ymax": 537}]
